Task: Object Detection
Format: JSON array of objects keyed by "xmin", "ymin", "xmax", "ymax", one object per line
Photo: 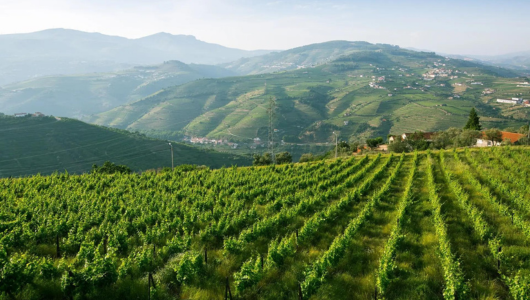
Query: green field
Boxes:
[
  {"xmin": 0, "ymin": 116, "xmax": 250, "ymax": 177},
  {"xmin": 1, "ymin": 147, "xmax": 530, "ymax": 299}
]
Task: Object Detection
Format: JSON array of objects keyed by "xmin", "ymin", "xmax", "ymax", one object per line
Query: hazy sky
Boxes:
[{"xmin": 1, "ymin": 0, "xmax": 529, "ymax": 56}]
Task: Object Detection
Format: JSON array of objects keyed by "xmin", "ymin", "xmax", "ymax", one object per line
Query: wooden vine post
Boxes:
[
  {"xmin": 148, "ymin": 272, "xmax": 156, "ymax": 300},
  {"xmin": 56, "ymin": 234, "xmax": 61, "ymax": 258},
  {"xmin": 298, "ymin": 283, "xmax": 303, "ymax": 300},
  {"xmin": 225, "ymin": 277, "xmax": 233, "ymax": 300}
]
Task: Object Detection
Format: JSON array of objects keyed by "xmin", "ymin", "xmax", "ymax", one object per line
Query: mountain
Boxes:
[
  {"xmin": 477, "ymin": 51, "xmax": 530, "ymax": 72},
  {"xmin": 221, "ymin": 41, "xmax": 383, "ymax": 75},
  {"xmin": 87, "ymin": 42, "xmax": 527, "ymax": 145},
  {"xmin": 0, "ymin": 28, "xmax": 272, "ymax": 85},
  {"xmin": 0, "ymin": 60, "xmax": 236, "ymax": 118},
  {"xmin": 0, "ymin": 115, "xmax": 251, "ymax": 178}
]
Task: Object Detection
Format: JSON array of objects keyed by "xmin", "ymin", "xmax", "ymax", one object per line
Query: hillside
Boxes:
[
  {"xmin": 221, "ymin": 40, "xmax": 381, "ymax": 75},
  {"xmin": 0, "ymin": 61, "xmax": 236, "ymax": 118},
  {"xmin": 0, "ymin": 29, "xmax": 271, "ymax": 85},
  {"xmin": 0, "ymin": 115, "xmax": 250, "ymax": 177},
  {"xmin": 2, "ymin": 148, "xmax": 530, "ymax": 299},
  {"xmin": 88, "ymin": 42, "xmax": 527, "ymax": 145}
]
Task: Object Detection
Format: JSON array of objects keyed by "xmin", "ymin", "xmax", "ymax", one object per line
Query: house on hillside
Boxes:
[
  {"xmin": 14, "ymin": 113, "xmax": 28, "ymax": 117},
  {"xmin": 32, "ymin": 112, "xmax": 45, "ymax": 117},
  {"xmin": 476, "ymin": 131, "xmax": 525, "ymax": 147},
  {"xmin": 401, "ymin": 132, "xmax": 435, "ymax": 142},
  {"xmin": 388, "ymin": 135, "xmax": 399, "ymax": 143}
]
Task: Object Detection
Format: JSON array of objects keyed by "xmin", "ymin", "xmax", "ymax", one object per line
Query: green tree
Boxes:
[
  {"xmin": 366, "ymin": 137, "xmax": 384, "ymax": 150},
  {"xmin": 91, "ymin": 161, "xmax": 131, "ymax": 174},
  {"xmin": 516, "ymin": 137, "xmax": 530, "ymax": 145},
  {"xmin": 388, "ymin": 140, "xmax": 410, "ymax": 153},
  {"xmin": 484, "ymin": 128, "xmax": 503, "ymax": 145},
  {"xmin": 464, "ymin": 108, "xmax": 481, "ymax": 130},
  {"xmin": 299, "ymin": 153, "xmax": 315, "ymax": 162},
  {"xmin": 518, "ymin": 124, "xmax": 529, "ymax": 135},
  {"xmin": 457, "ymin": 129, "xmax": 482, "ymax": 147},
  {"xmin": 253, "ymin": 153, "xmax": 273, "ymax": 166},
  {"xmin": 275, "ymin": 152, "xmax": 293, "ymax": 164}
]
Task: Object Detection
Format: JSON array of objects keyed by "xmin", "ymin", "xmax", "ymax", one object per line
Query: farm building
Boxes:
[
  {"xmin": 476, "ymin": 131, "xmax": 525, "ymax": 147},
  {"xmin": 496, "ymin": 98, "xmax": 523, "ymax": 104},
  {"xmin": 388, "ymin": 132, "xmax": 435, "ymax": 143},
  {"xmin": 401, "ymin": 132, "xmax": 435, "ymax": 142}
]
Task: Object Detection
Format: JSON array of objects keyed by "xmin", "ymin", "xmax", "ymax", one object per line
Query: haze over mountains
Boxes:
[
  {"xmin": 0, "ymin": 28, "xmax": 272, "ymax": 86},
  {"xmin": 0, "ymin": 60, "xmax": 236, "ymax": 118}
]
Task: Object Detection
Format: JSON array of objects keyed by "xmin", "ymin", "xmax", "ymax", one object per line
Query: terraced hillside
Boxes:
[
  {"xmin": 88, "ymin": 42, "xmax": 528, "ymax": 143},
  {"xmin": 0, "ymin": 61, "xmax": 235, "ymax": 119},
  {"xmin": 1, "ymin": 147, "xmax": 530, "ymax": 300},
  {"xmin": 0, "ymin": 116, "xmax": 250, "ymax": 178}
]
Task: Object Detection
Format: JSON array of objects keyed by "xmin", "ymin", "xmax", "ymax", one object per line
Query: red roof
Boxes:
[
  {"xmin": 481, "ymin": 131, "xmax": 525, "ymax": 143},
  {"xmin": 501, "ymin": 131, "xmax": 525, "ymax": 143}
]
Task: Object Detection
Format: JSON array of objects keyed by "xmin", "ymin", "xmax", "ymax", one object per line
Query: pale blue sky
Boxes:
[{"xmin": 1, "ymin": 0, "xmax": 529, "ymax": 55}]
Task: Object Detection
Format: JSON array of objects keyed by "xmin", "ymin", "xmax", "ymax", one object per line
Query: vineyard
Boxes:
[{"xmin": 1, "ymin": 147, "xmax": 530, "ymax": 300}]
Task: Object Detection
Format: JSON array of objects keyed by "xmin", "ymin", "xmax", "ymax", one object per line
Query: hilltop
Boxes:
[
  {"xmin": 222, "ymin": 41, "xmax": 390, "ymax": 75},
  {"xmin": 87, "ymin": 42, "xmax": 527, "ymax": 145},
  {"xmin": 0, "ymin": 115, "xmax": 250, "ymax": 177},
  {"xmin": 0, "ymin": 29, "xmax": 271, "ymax": 85},
  {"xmin": 0, "ymin": 61, "xmax": 236, "ymax": 118}
]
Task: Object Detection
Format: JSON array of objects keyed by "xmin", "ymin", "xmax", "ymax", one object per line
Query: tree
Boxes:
[
  {"xmin": 299, "ymin": 153, "xmax": 315, "ymax": 163},
  {"xmin": 366, "ymin": 137, "xmax": 383, "ymax": 150},
  {"xmin": 91, "ymin": 161, "xmax": 131, "ymax": 174},
  {"xmin": 388, "ymin": 140, "xmax": 410, "ymax": 153},
  {"xmin": 464, "ymin": 108, "xmax": 481, "ymax": 130},
  {"xmin": 253, "ymin": 153, "xmax": 273, "ymax": 166},
  {"xmin": 518, "ymin": 124, "xmax": 529, "ymax": 135},
  {"xmin": 275, "ymin": 152, "xmax": 293, "ymax": 164},
  {"xmin": 407, "ymin": 131, "xmax": 430, "ymax": 150},
  {"xmin": 458, "ymin": 129, "xmax": 482, "ymax": 147},
  {"xmin": 516, "ymin": 137, "xmax": 530, "ymax": 145},
  {"xmin": 334, "ymin": 141, "xmax": 353, "ymax": 155},
  {"xmin": 484, "ymin": 128, "xmax": 503, "ymax": 145}
]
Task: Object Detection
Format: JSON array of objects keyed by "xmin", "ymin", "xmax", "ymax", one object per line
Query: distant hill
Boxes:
[
  {"xmin": 0, "ymin": 29, "xmax": 271, "ymax": 85},
  {"xmin": 87, "ymin": 42, "xmax": 527, "ymax": 144},
  {"xmin": 0, "ymin": 60, "xmax": 236, "ymax": 118},
  {"xmin": 221, "ymin": 41, "xmax": 396, "ymax": 75},
  {"xmin": 0, "ymin": 115, "xmax": 250, "ymax": 177},
  {"xmin": 478, "ymin": 51, "xmax": 530, "ymax": 72}
]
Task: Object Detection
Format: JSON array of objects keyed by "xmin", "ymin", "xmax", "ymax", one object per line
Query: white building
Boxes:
[{"xmin": 496, "ymin": 98, "xmax": 522, "ymax": 104}]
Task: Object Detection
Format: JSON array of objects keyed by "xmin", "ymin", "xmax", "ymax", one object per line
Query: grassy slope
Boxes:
[
  {"xmin": 0, "ymin": 116, "xmax": 250, "ymax": 178},
  {"xmin": 88, "ymin": 43, "xmax": 527, "ymax": 144}
]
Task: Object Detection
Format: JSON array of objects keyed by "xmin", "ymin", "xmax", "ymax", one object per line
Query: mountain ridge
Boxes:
[{"xmin": 0, "ymin": 28, "xmax": 273, "ymax": 85}]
